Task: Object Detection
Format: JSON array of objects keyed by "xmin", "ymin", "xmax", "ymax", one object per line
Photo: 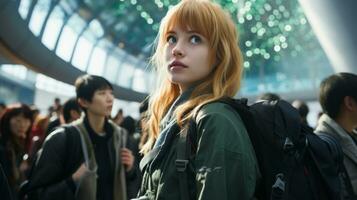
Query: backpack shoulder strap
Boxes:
[
  {"xmin": 318, "ymin": 132, "xmax": 357, "ymax": 199},
  {"xmin": 72, "ymin": 122, "xmax": 97, "ymax": 171},
  {"xmin": 175, "ymin": 97, "xmax": 246, "ymax": 200},
  {"xmin": 176, "ymin": 119, "xmax": 196, "ymax": 200}
]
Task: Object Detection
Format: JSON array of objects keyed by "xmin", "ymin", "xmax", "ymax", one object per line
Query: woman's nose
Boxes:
[{"xmin": 172, "ymin": 43, "xmax": 184, "ymax": 57}]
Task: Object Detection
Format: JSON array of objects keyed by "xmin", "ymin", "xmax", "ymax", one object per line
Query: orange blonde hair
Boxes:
[{"xmin": 141, "ymin": 0, "xmax": 243, "ymax": 154}]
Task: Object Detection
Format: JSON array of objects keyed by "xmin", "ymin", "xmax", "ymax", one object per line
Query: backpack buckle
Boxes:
[{"xmin": 175, "ymin": 159, "xmax": 189, "ymax": 172}]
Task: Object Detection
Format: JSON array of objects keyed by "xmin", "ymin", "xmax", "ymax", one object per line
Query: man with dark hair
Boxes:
[
  {"xmin": 62, "ymin": 98, "xmax": 82, "ymax": 124},
  {"xmin": 315, "ymin": 72, "xmax": 357, "ymax": 196},
  {"xmin": 25, "ymin": 75, "xmax": 138, "ymax": 200}
]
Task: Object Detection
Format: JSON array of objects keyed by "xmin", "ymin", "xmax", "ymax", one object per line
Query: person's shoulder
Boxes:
[
  {"xmin": 45, "ymin": 125, "xmax": 78, "ymax": 143},
  {"xmin": 196, "ymin": 101, "xmax": 239, "ymax": 121}
]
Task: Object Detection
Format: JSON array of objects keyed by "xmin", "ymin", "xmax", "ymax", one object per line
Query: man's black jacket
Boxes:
[{"xmin": 23, "ymin": 118, "xmax": 140, "ymax": 200}]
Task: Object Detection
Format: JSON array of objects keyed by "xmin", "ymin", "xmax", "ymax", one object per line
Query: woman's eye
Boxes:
[
  {"xmin": 190, "ymin": 35, "xmax": 201, "ymax": 44},
  {"xmin": 167, "ymin": 35, "xmax": 177, "ymax": 44}
]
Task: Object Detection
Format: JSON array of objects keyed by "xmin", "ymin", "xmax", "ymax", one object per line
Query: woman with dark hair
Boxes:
[{"xmin": 0, "ymin": 103, "xmax": 33, "ymax": 198}]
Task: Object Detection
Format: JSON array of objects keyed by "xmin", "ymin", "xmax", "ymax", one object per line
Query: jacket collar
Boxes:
[{"xmin": 316, "ymin": 114, "xmax": 357, "ymax": 164}]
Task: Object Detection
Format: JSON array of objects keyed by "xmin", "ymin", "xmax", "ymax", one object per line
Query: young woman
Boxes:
[
  {"xmin": 138, "ymin": 0, "xmax": 259, "ymax": 199},
  {"xmin": 0, "ymin": 103, "xmax": 33, "ymax": 197}
]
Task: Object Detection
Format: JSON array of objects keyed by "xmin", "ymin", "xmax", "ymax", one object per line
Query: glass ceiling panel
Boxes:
[
  {"xmin": 72, "ymin": 36, "xmax": 93, "ymax": 70},
  {"xmin": 1, "ymin": 64, "xmax": 28, "ymax": 80},
  {"xmin": 59, "ymin": 0, "xmax": 77, "ymax": 15},
  {"xmin": 28, "ymin": 0, "xmax": 51, "ymax": 36},
  {"xmin": 104, "ymin": 54, "xmax": 121, "ymax": 83},
  {"xmin": 132, "ymin": 68, "xmax": 147, "ymax": 93},
  {"xmin": 41, "ymin": 5, "xmax": 65, "ymax": 50},
  {"xmin": 88, "ymin": 19, "xmax": 104, "ymax": 38},
  {"xmin": 56, "ymin": 25, "xmax": 77, "ymax": 62},
  {"xmin": 87, "ymin": 45, "xmax": 107, "ymax": 76},
  {"xmin": 65, "ymin": 13, "xmax": 86, "ymax": 34},
  {"xmin": 18, "ymin": 0, "xmax": 31, "ymax": 20},
  {"xmin": 117, "ymin": 62, "xmax": 135, "ymax": 88}
]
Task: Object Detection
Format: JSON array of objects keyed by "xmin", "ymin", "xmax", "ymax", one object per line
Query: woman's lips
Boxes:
[{"xmin": 168, "ymin": 61, "xmax": 188, "ymax": 71}]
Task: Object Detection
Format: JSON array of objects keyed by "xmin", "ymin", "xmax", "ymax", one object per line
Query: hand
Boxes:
[
  {"xmin": 72, "ymin": 163, "xmax": 88, "ymax": 182},
  {"xmin": 121, "ymin": 148, "xmax": 134, "ymax": 172}
]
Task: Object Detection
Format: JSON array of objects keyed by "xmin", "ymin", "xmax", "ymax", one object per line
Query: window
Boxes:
[
  {"xmin": 72, "ymin": 36, "xmax": 93, "ymax": 70},
  {"xmin": 55, "ymin": 25, "xmax": 78, "ymax": 62},
  {"xmin": 28, "ymin": 0, "xmax": 51, "ymax": 36},
  {"xmin": 18, "ymin": 0, "xmax": 31, "ymax": 20},
  {"xmin": 117, "ymin": 61, "xmax": 135, "ymax": 88},
  {"xmin": 41, "ymin": 6, "xmax": 65, "ymax": 50},
  {"xmin": 0, "ymin": 64, "xmax": 28, "ymax": 80},
  {"xmin": 87, "ymin": 46, "xmax": 107, "ymax": 75},
  {"xmin": 55, "ymin": 13, "xmax": 86, "ymax": 61},
  {"xmin": 36, "ymin": 74, "xmax": 75, "ymax": 96},
  {"xmin": 104, "ymin": 54, "xmax": 121, "ymax": 82},
  {"xmin": 132, "ymin": 68, "xmax": 147, "ymax": 93}
]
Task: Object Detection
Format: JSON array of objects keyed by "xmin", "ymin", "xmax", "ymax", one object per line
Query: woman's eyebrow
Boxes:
[{"xmin": 166, "ymin": 31, "xmax": 176, "ymax": 34}]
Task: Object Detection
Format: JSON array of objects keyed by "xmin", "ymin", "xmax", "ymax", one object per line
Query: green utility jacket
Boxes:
[{"xmin": 139, "ymin": 102, "xmax": 260, "ymax": 200}]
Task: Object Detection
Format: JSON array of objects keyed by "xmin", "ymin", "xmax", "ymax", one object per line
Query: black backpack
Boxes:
[{"xmin": 176, "ymin": 97, "xmax": 354, "ymax": 200}]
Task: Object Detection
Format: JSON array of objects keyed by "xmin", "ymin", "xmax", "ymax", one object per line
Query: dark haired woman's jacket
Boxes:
[
  {"xmin": 0, "ymin": 140, "xmax": 27, "ymax": 199},
  {"xmin": 23, "ymin": 117, "xmax": 139, "ymax": 200},
  {"xmin": 1, "ymin": 162, "xmax": 13, "ymax": 200},
  {"xmin": 138, "ymin": 102, "xmax": 260, "ymax": 200}
]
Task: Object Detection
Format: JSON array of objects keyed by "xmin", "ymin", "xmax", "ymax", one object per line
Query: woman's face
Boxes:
[
  {"xmin": 165, "ymin": 26, "xmax": 214, "ymax": 92},
  {"xmin": 10, "ymin": 114, "xmax": 31, "ymax": 139}
]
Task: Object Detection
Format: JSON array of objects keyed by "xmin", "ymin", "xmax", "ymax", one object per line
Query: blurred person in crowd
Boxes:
[
  {"xmin": 315, "ymin": 73, "xmax": 357, "ymax": 197},
  {"xmin": 0, "ymin": 102, "xmax": 7, "ymax": 119},
  {"xmin": 137, "ymin": 1, "xmax": 259, "ymax": 199},
  {"xmin": 257, "ymin": 92, "xmax": 281, "ymax": 101},
  {"xmin": 62, "ymin": 97, "xmax": 82, "ymax": 124},
  {"xmin": 120, "ymin": 116, "xmax": 140, "ymax": 160},
  {"xmin": 45, "ymin": 104, "xmax": 63, "ymax": 136},
  {"xmin": 119, "ymin": 116, "xmax": 141, "ymax": 197},
  {"xmin": 28, "ymin": 115, "xmax": 49, "ymax": 160},
  {"xmin": 292, "ymin": 100, "xmax": 312, "ymax": 129},
  {"xmin": 0, "ymin": 103, "xmax": 33, "ymax": 198},
  {"xmin": 24, "ymin": 75, "xmax": 138, "ymax": 200},
  {"xmin": 138, "ymin": 98, "xmax": 149, "ymax": 151},
  {"xmin": 54, "ymin": 97, "xmax": 61, "ymax": 111},
  {"xmin": 113, "ymin": 108, "xmax": 124, "ymax": 125},
  {"xmin": 29, "ymin": 105, "xmax": 39, "ymax": 121},
  {"xmin": 1, "ymin": 163, "xmax": 13, "ymax": 200}
]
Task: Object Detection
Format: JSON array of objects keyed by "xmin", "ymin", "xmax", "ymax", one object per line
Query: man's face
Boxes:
[{"xmin": 81, "ymin": 89, "xmax": 114, "ymax": 117}]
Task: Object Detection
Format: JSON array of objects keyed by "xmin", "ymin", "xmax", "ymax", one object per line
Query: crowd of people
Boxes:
[{"xmin": 1, "ymin": 0, "xmax": 356, "ymax": 200}]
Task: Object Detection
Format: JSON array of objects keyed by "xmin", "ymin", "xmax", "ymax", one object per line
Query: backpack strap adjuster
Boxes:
[{"xmin": 175, "ymin": 159, "xmax": 189, "ymax": 172}]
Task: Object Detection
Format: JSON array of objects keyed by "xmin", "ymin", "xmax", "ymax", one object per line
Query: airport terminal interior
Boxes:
[
  {"xmin": 0, "ymin": 0, "xmax": 356, "ymax": 126},
  {"xmin": 0, "ymin": 0, "xmax": 357, "ymax": 198}
]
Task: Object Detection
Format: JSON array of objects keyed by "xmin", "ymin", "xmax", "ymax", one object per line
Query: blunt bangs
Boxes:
[{"xmin": 163, "ymin": 0, "xmax": 219, "ymax": 45}]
